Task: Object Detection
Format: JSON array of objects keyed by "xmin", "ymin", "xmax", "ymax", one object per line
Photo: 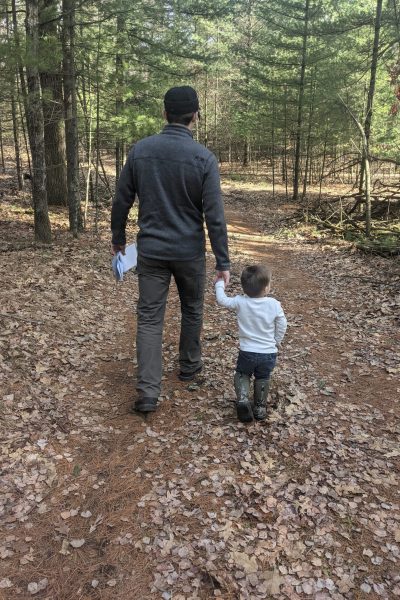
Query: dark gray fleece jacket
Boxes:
[{"xmin": 111, "ymin": 124, "xmax": 230, "ymax": 271}]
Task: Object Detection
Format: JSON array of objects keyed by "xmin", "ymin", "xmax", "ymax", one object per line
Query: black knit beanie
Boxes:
[{"xmin": 164, "ymin": 86, "xmax": 199, "ymax": 115}]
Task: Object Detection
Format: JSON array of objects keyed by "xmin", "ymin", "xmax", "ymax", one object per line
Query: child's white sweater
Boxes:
[{"xmin": 215, "ymin": 280, "xmax": 287, "ymax": 353}]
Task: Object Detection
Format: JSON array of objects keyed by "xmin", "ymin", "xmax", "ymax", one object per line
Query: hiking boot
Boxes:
[
  {"xmin": 234, "ymin": 371, "xmax": 253, "ymax": 423},
  {"xmin": 131, "ymin": 397, "xmax": 158, "ymax": 413},
  {"xmin": 253, "ymin": 378, "xmax": 270, "ymax": 421},
  {"xmin": 178, "ymin": 365, "xmax": 203, "ymax": 381}
]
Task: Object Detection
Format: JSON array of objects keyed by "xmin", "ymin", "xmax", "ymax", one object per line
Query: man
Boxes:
[{"xmin": 111, "ymin": 85, "xmax": 230, "ymax": 414}]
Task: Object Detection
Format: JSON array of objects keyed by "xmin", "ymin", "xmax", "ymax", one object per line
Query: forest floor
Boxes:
[{"xmin": 0, "ymin": 177, "xmax": 399, "ymax": 600}]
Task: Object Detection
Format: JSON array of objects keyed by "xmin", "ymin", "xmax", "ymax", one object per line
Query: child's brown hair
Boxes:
[{"xmin": 241, "ymin": 264, "xmax": 271, "ymax": 298}]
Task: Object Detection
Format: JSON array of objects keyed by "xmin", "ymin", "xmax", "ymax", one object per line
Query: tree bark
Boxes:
[
  {"xmin": 204, "ymin": 71, "xmax": 209, "ymax": 148},
  {"xmin": 339, "ymin": 97, "xmax": 372, "ymax": 237},
  {"xmin": 214, "ymin": 27, "xmax": 220, "ymax": 160},
  {"xmin": 12, "ymin": 1, "xmax": 32, "ymax": 177},
  {"xmin": 271, "ymin": 96, "xmax": 275, "ymax": 200},
  {"xmin": 39, "ymin": 0, "xmax": 67, "ymax": 206},
  {"xmin": 17, "ymin": 72, "xmax": 32, "ymax": 177},
  {"xmin": 0, "ymin": 118, "xmax": 5, "ymax": 173},
  {"xmin": 293, "ymin": 0, "xmax": 310, "ymax": 201},
  {"xmin": 359, "ymin": 0, "xmax": 383, "ymax": 194},
  {"xmin": 115, "ymin": 13, "xmax": 124, "ymax": 184},
  {"xmin": 283, "ymin": 85, "xmax": 288, "ymax": 200},
  {"xmin": 40, "ymin": 72, "xmax": 67, "ymax": 205},
  {"xmin": 25, "ymin": 0, "xmax": 52, "ymax": 243},
  {"xmin": 79, "ymin": 47, "xmax": 93, "ymax": 225},
  {"xmin": 243, "ymin": 137, "xmax": 249, "ymax": 167},
  {"xmin": 302, "ymin": 73, "xmax": 316, "ymax": 209},
  {"xmin": 11, "ymin": 83, "xmax": 23, "ymax": 190},
  {"xmin": 94, "ymin": 18, "xmax": 101, "ymax": 232},
  {"xmin": 12, "ymin": 0, "xmax": 28, "ymax": 114},
  {"xmin": 6, "ymin": 4, "xmax": 23, "ymax": 188},
  {"xmin": 318, "ymin": 132, "xmax": 328, "ymax": 201},
  {"xmin": 62, "ymin": 0, "xmax": 81, "ymax": 236}
]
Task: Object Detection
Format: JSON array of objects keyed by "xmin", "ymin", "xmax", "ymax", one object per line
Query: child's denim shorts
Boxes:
[{"xmin": 236, "ymin": 350, "xmax": 277, "ymax": 379}]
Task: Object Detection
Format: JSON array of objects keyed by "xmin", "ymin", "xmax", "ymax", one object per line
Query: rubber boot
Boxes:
[
  {"xmin": 234, "ymin": 372, "xmax": 253, "ymax": 423},
  {"xmin": 253, "ymin": 378, "xmax": 270, "ymax": 421}
]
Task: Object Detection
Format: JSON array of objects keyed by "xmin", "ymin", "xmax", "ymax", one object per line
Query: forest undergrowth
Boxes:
[{"xmin": 0, "ymin": 179, "xmax": 399, "ymax": 599}]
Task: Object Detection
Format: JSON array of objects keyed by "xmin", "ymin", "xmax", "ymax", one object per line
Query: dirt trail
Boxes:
[{"xmin": 0, "ymin": 187, "xmax": 399, "ymax": 599}]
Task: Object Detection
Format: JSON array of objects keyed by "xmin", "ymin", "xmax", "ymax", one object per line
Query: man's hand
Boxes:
[
  {"xmin": 111, "ymin": 244, "xmax": 126, "ymax": 256},
  {"xmin": 214, "ymin": 270, "xmax": 230, "ymax": 285}
]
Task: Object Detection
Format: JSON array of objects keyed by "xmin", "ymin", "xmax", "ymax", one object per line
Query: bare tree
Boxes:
[{"xmin": 339, "ymin": 97, "xmax": 371, "ymax": 237}]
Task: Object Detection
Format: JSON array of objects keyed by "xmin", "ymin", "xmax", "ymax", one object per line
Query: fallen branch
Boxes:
[{"xmin": 310, "ymin": 214, "xmax": 364, "ymax": 232}]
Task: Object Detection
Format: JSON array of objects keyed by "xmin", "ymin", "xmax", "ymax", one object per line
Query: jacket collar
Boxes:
[{"xmin": 161, "ymin": 124, "xmax": 194, "ymax": 139}]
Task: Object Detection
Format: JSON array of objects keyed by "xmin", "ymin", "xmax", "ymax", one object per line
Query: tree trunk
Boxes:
[
  {"xmin": 94, "ymin": 19, "xmax": 101, "ymax": 232},
  {"xmin": 204, "ymin": 72, "xmax": 209, "ymax": 148},
  {"xmin": 25, "ymin": 0, "xmax": 52, "ymax": 243},
  {"xmin": 79, "ymin": 45, "xmax": 94, "ymax": 225},
  {"xmin": 115, "ymin": 13, "xmax": 124, "ymax": 184},
  {"xmin": 17, "ymin": 72, "xmax": 32, "ymax": 177},
  {"xmin": 40, "ymin": 72, "xmax": 67, "ymax": 205},
  {"xmin": 302, "ymin": 74, "xmax": 316, "ymax": 208},
  {"xmin": 214, "ymin": 25, "xmax": 220, "ymax": 160},
  {"xmin": 214, "ymin": 73, "xmax": 219, "ymax": 160},
  {"xmin": 339, "ymin": 97, "xmax": 372, "ymax": 237},
  {"xmin": 39, "ymin": 0, "xmax": 67, "ymax": 206},
  {"xmin": 6, "ymin": 5, "xmax": 23, "ymax": 189},
  {"xmin": 0, "ymin": 118, "xmax": 5, "ymax": 173},
  {"xmin": 271, "ymin": 97, "xmax": 275, "ymax": 200},
  {"xmin": 242, "ymin": 0, "xmax": 253, "ymax": 167},
  {"xmin": 243, "ymin": 137, "xmax": 249, "ymax": 167},
  {"xmin": 293, "ymin": 0, "xmax": 310, "ymax": 201},
  {"xmin": 62, "ymin": 0, "xmax": 81, "ymax": 236},
  {"xmin": 283, "ymin": 86, "xmax": 288, "ymax": 200},
  {"xmin": 318, "ymin": 133, "xmax": 328, "ymax": 201},
  {"xmin": 12, "ymin": 0, "xmax": 28, "ymax": 116},
  {"xmin": 359, "ymin": 0, "xmax": 383, "ymax": 195},
  {"xmin": 13, "ymin": 0, "xmax": 32, "ymax": 176},
  {"xmin": 11, "ymin": 84, "xmax": 23, "ymax": 190}
]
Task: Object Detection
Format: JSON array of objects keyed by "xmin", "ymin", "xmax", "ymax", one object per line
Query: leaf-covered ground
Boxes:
[{"xmin": 0, "ymin": 179, "xmax": 399, "ymax": 599}]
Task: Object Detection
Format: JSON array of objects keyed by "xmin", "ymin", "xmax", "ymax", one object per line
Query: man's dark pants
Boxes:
[{"xmin": 136, "ymin": 255, "xmax": 206, "ymax": 399}]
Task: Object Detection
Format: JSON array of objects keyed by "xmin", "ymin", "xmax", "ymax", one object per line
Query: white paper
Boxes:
[
  {"xmin": 120, "ymin": 243, "xmax": 137, "ymax": 272},
  {"xmin": 112, "ymin": 243, "xmax": 137, "ymax": 281}
]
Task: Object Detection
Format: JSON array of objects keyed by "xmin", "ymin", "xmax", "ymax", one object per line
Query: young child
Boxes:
[{"xmin": 215, "ymin": 264, "xmax": 287, "ymax": 423}]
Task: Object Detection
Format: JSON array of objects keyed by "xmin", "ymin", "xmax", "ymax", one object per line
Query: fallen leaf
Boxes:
[
  {"xmin": 59, "ymin": 539, "xmax": 70, "ymax": 555},
  {"xmin": 263, "ymin": 570, "xmax": 283, "ymax": 595},
  {"xmin": 231, "ymin": 552, "xmax": 258, "ymax": 573},
  {"xmin": 27, "ymin": 579, "xmax": 48, "ymax": 595},
  {"xmin": 70, "ymin": 539, "xmax": 85, "ymax": 548}
]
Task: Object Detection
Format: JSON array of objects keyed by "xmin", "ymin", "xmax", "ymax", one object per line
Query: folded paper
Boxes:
[{"xmin": 112, "ymin": 243, "xmax": 137, "ymax": 281}]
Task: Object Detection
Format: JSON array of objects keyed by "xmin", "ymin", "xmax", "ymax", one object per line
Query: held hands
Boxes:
[
  {"xmin": 214, "ymin": 270, "xmax": 230, "ymax": 286},
  {"xmin": 111, "ymin": 244, "xmax": 126, "ymax": 256}
]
